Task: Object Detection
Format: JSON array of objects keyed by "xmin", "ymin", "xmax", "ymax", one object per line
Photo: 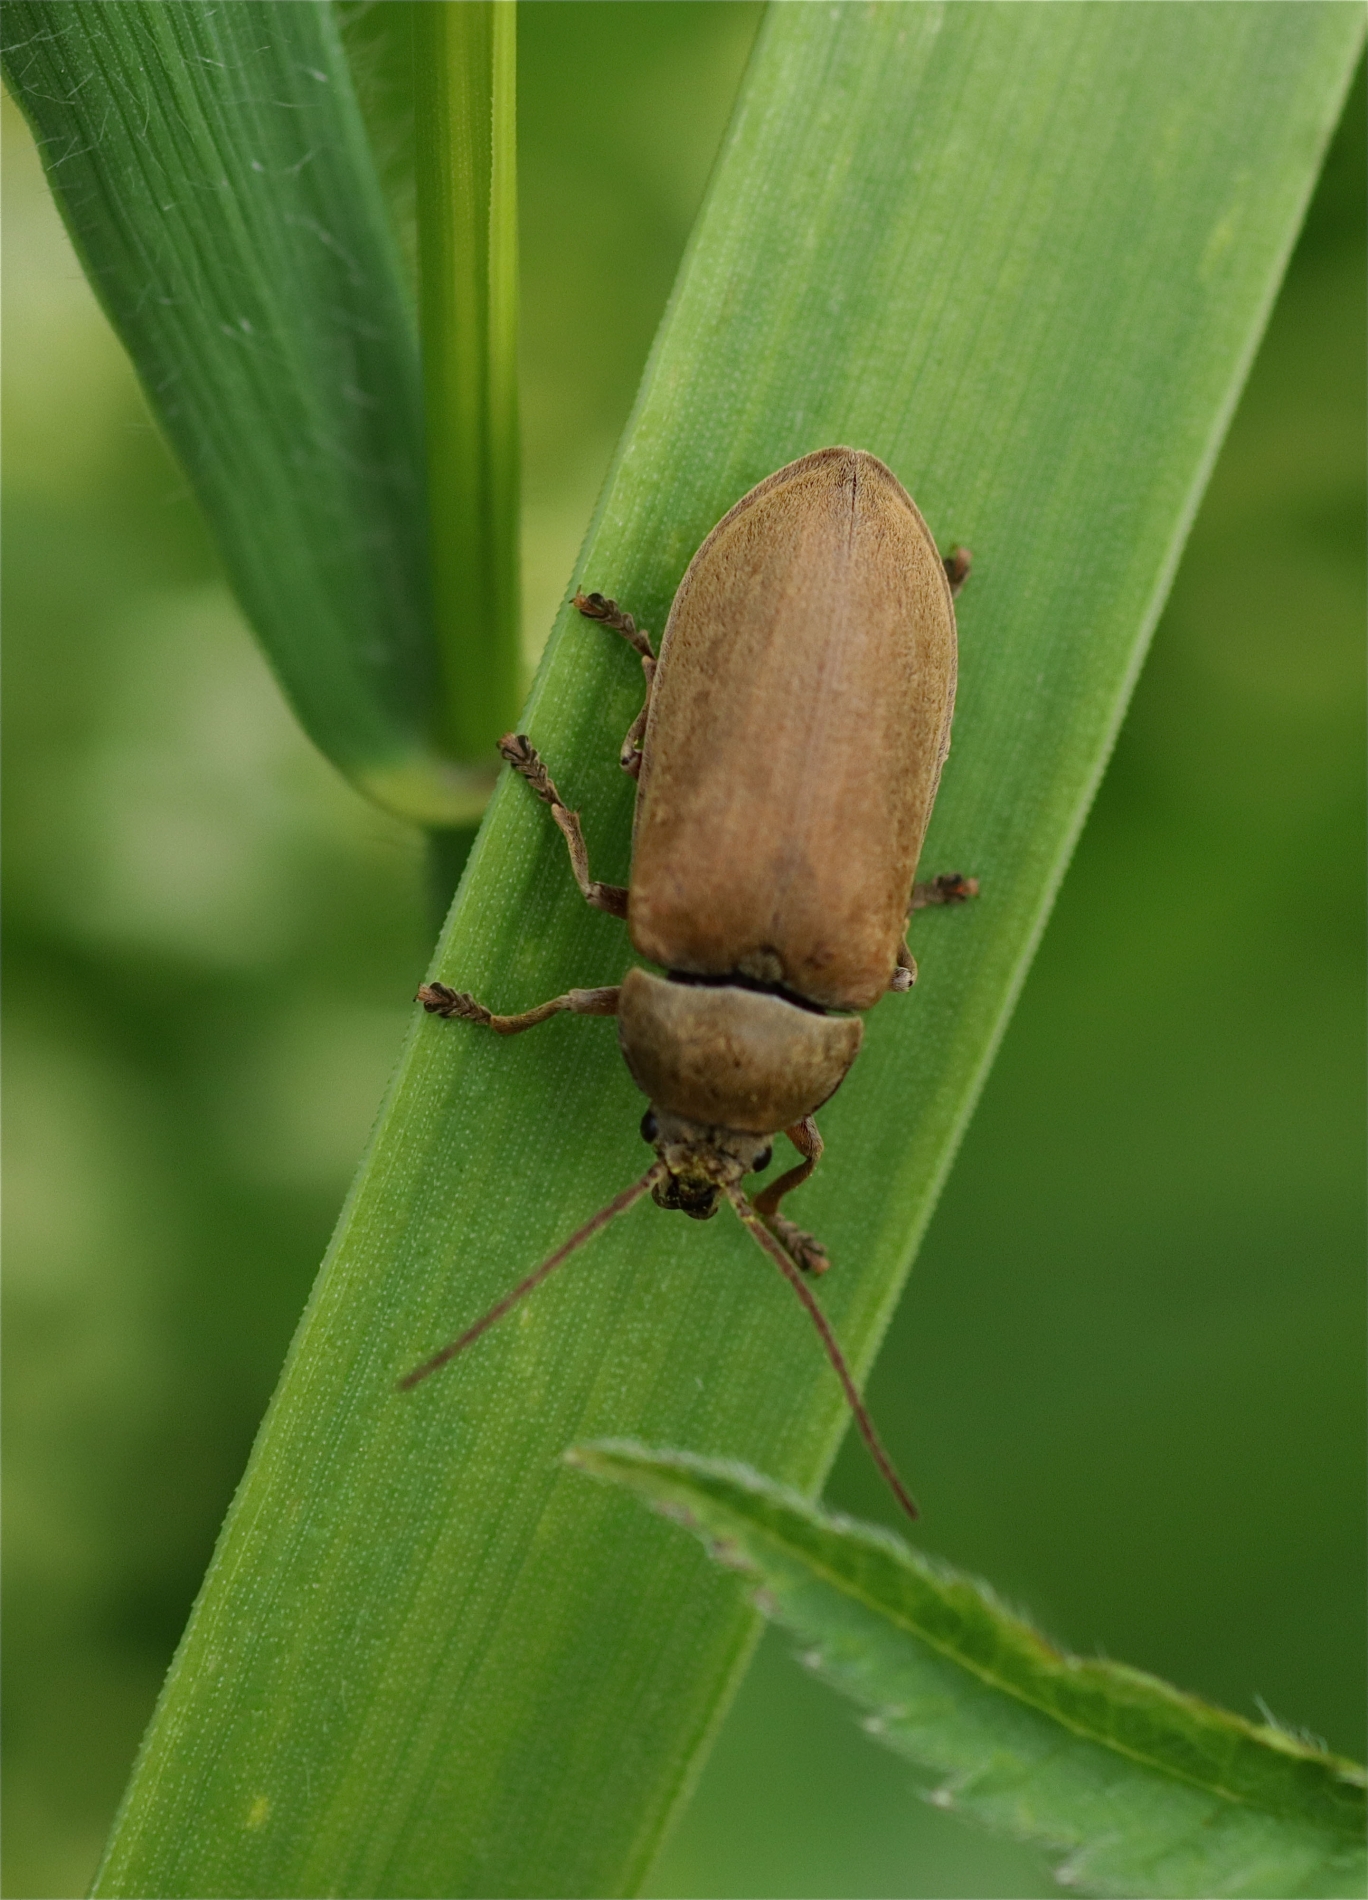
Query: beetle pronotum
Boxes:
[{"xmin": 405, "ymin": 447, "xmax": 975, "ymax": 1521}]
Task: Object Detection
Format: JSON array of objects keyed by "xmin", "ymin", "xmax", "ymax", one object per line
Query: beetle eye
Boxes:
[
  {"xmin": 752, "ymin": 1146, "xmax": 772, "ymax": 1173},
  {"xmin": 640, "ymin": 1109, "xmax": 659, "ymax": 1145}
]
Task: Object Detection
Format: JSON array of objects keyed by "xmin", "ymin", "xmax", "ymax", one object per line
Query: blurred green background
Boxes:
[{"xmin": 2, "ymin": 8, "xmax": 1362, "ymax": 1897}]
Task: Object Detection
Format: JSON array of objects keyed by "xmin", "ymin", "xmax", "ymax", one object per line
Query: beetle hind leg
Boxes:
[
  {"xmin": 497, "ymin": 733, "xmax": 629, "ymax": 918},
  {"xmin": 753, "ymin": 1116, "xmax": 829, "ymax": 1275},
  {"xmin": 575, "ymin": 591, "xmax": 657, "ymax": 780}
]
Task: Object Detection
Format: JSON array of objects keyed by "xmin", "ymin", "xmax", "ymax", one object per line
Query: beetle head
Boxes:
[{"xmin": 638, "ymin": 1106, "xmax": 773, "ymax": 1220}]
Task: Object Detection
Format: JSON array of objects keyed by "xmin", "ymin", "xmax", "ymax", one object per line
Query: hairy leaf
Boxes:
[{"xmin": 571, "ymin": 1442, "xmax": 1368, "ymax": 1900}]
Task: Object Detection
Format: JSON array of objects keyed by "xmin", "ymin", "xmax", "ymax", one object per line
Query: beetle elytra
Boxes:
[{"xmin": 405, "ymin": 447, "xmax": 976, "ymax": 1521}]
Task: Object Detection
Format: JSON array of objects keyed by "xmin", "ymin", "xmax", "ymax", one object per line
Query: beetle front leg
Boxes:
[
  {"xmin": 752, "ymin": 1116, "xmax": 829, "ymax": 1275},
  {"xmin": 419, "ymin": 981, "xmax": 620, "ymax": 1036},
  {"xmin": 574, "ymin": 591, "xmax": 657, "ymax": 780},
  {"xmin": 497, "ymin": 733, "xmax": 629, "ymax": 918}
]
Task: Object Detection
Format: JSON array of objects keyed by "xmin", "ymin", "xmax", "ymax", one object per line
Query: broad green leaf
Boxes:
[
  {"xmin": 1, "ymin": 0, "xmax": 486, "ymax": 824},
  {"xmin": 91, "ymin": 8, "xmax": 1364, "ymax": 1897},
  {"xmin": 416, "ymin": 0, "xmax": 522, "ymax": 767},
  {"xmin": 570, "ymin": 1442, "xmax": 1368, "ymax": 1900}
]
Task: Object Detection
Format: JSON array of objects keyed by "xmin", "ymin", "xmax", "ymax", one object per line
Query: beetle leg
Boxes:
[
  {"xmin": 942, "ymin": 546, "xmax": 972, "ymax": 597},
  {"xmin": 909, "ymin": 872, "xmax": 979, "ymax": 911},
  {"xmin": 897, "ymin": 876, "xmax": 977, "ymax": 989},
  {"xmin": 574, "ymin": 591, "xmax": 658, "ymax": 779},
  {"xmin": 418, "ymin": 981, "xmax": 620, "ymax": 1036},
  {"xmin": 616, "ymin": 659, "xmax": 656, "ymax": 781},
  {"xmin": 890, "ymin": 938, "xmax": 918, "ymax": 992},
  {"xmin": 753, "ymin": 1116, "xmax": 823, "ymax": 1215},
  {"xmin": 497, "ymin": 733, "xmax": 630, "ymax": 919},
  {"xmin": 574, "ymin": 590, "xmax": 654, "ymax": 662},
  {"xmin": 753, "ymin": 1117, "xmax": 830, "ymax": 1275}
]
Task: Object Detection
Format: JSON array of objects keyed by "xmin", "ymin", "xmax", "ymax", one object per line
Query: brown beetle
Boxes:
[{"xmin": 406, "ymin": 447, "xmax": 975, "ymax": 1520}]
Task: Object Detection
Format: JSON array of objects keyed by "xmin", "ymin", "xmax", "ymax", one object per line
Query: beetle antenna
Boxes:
[
  {"xmin": 401, "ymin": 1162, "xmax": 668, "ymax": 1390},
  {"xmin": 725, "ymin": 1185, "xmax": 919, "ymax": 1522}
]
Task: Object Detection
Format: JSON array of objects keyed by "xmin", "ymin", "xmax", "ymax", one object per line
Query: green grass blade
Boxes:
[
  {"xmin": 335, "ymin": 0, "xmax": 420, "ymax": 292},
  {"xmin": 0, "ymin": 0, "xmax": 483, "ymax": 825},
  {"xmin": 91, "ymin": 8, "xmax": 1364, "ymax": 1897},
  {"xmin": 415, "ymin": 0, "xmax": 522, "ymax": 768},
  {"xmin": 571, "ymin": 1442, "xmax": 1368, "ymax": 1900}
]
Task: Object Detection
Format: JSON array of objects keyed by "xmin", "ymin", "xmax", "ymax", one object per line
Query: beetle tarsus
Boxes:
[
  {"xmin": 761, "ymin": 1212, "xmax": 830, "ymax": 1276},
  {"xmin": 574, "ymin": 590, "xmax": 655, "ymax": 663},
  {"xmin": 418, "ymin": 983, "xmax": 492, "ymax": 1025},
  {"xmin": 498, "ymin": 731, "xmax": 556, "ymax": 801},
  {"xmin": 942, "ymin": 546, "xmax": 972, "ymax": 597},
  {"xmin": 909, "ymin": 872, "xmax": 979, "ymax": 911}
]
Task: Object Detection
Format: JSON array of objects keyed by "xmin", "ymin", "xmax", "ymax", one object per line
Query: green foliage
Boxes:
[
  {"xmin": 67, "ymin": 7, "xmax": 1363, "ymax": 1897},
  {"xmin": 0, "ymin": 0, "xmax": 489, "ymax": 823},
  {"xmin": 5, "ymin": 22, "xmax": 1363, "ymax": 1900},
  {"xmin": 5, "ymin": 3, "xmax": 1360, "ymax": 1900},
  {"xmin": 574, "ymin": 1442, "xmax": 1368, "ymax": 1900}
]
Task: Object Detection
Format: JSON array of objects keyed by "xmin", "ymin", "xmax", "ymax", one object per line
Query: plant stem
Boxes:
[{"xmin": 414, "ymin": 0, "xmax": 522, "ymax": 769}]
